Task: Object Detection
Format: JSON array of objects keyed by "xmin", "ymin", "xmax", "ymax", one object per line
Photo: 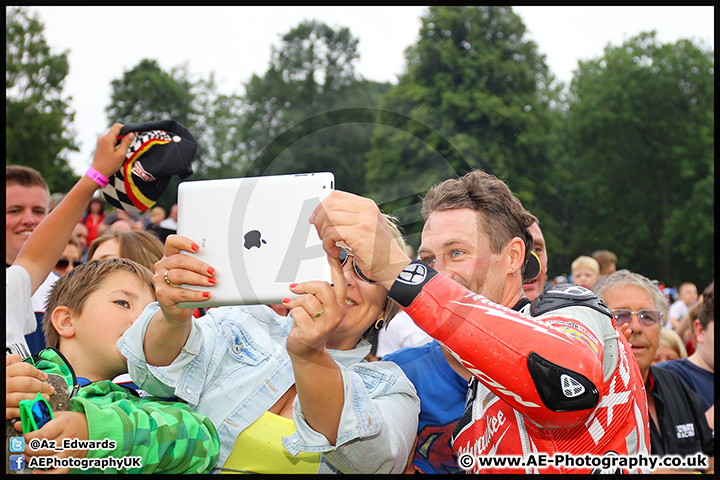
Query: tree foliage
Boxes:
[
  {"xmin": 238, "ymin": 20, "xmax": 391, "ymax": 194},
  {"xmin": 563, "ymin": 31, "xmax": 714, "ymax": 287},
  {"xmin": 10, "ymin": 8, "xmax": 712, "ymax": 286},
  {"xmin": 106, "ymin": 58, "xmax": 195, "ymax": 126},
  {"xmin": 106, "ymin": 59, "xmax": 205, "ymax": 211},
  {"xmin": 189, "ymin": 74, "xmax": 246, "ymax": 179},
  {"xmin": 6, "ymin": 6, "xmax": 79, "ymax": 193},
  {"xmin": 364, "ymin": 6, "xmax": 566, "ymax": 245}
]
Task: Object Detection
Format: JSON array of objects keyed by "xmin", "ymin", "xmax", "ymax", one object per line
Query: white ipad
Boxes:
[{"xmin": 175, "ymin": 172, "xmax": 334, "ymax": 308}]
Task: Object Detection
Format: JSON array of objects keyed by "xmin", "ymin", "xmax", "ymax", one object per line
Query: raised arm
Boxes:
[
  {"xmin": 284, "ymin": 256, "xmax": 347, "ymax": 445},
  {"xmin": 14, "ymin": 124, "xmax": 134, "ymax": 293},
  {"xmin": 285, "ymin": 261, "xmax": 420, "ymax": 473},
  {"xmin": 142, "ymin": 235, "xmax": 216, "ymax": 366},
  {"xmin": 389, "ymin": 272, "xmax": 605, "ymax": 429}
]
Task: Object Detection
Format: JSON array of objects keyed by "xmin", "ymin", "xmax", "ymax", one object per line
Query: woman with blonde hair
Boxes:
[
  {"xmin": 654, "ymin": 327, "xmax": 688, "ymax": 365},
  {"xmin": 88, "ymin": 229, "xmax": 164, "ymax": 271}
]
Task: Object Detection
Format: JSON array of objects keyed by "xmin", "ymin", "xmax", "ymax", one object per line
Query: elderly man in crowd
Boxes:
[{"xmin": 594, "ymin": 270, "xmax": 713, "ymax": 472}]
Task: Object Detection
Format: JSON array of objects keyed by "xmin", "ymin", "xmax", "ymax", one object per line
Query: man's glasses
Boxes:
[
  {"xmin": 611, "ymin": 309, "xmax": 663, "ymax": 327},
  {"xmin": 19, "ymin": 392, "xmax": 54, "ymax": 433},
  {"xmin": 56, "ymin": 257, "xmax": 82, "ymax": 269},
  {"xmin": 338, "ymin": 246, "xmax": 378, "ymax": 284}
]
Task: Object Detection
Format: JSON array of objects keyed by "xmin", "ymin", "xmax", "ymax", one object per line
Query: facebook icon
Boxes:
[{"xmin": 9, "ymin": 454, "xmax": 25, "ymax": 471}]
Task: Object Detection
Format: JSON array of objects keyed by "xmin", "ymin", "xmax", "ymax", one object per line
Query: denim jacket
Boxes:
[{"xmin": 118, "ymin": 303, "xmax": 420, "ymax": 473}]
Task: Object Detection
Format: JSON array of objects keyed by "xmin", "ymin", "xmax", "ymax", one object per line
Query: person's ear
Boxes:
[
  {"xmin": 693, "ymin": 319, "xmax": 706, "ymax": 344},
  {"xmin": 51, "ymin": 306, "xmax": 76, "ymax": 339},
  {"xmin": 508, "ymin": 237, "xmax": 525, "ymax": 277}
]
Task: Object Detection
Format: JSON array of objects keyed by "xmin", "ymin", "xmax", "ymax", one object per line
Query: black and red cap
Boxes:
[{"xmin": 100, "ymin": 119, "xmax": 197, "ymax": 213}]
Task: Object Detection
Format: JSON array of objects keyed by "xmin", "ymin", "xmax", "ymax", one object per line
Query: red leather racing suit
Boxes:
[{"xmin": 388, "ymin": 262, "xmax": 650, "ymax": 474}]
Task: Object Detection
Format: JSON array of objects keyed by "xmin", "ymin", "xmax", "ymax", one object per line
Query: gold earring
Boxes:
[{"xmin": 374, "ymin": 317, "xmax": 385, "ymax": 330}]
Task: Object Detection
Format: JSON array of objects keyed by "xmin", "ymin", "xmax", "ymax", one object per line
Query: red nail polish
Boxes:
[
  {"xmin": 202, "ymin": 292, "xmax": 210, "ymax": 298},
  {"xmin": 207, "ymin": 267, "xmax": 215, "ymax": 276},
  {"xmin": 282, "ymin": 298, "xmax": 291, "ymax": 303},
  {"xmin": 289, "ymin": 283, "xmax": 298, "ymax": 288},
  {"xmin": 191, "ymin": 243, "xmax": 199, "ymax": 251},
  {"xmin": 208, "ymin": 277, "xmax": 216, "ymax": 285}
]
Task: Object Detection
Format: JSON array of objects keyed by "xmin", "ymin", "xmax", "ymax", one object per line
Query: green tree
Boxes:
[
  {"xmin": 106, "ymin": 58, "xmax": 195, "ymax": 126},
  {"xmin": 364, "ymin": 6, "xmax": 565, "ymax": 246},
  {"xmin": 106, "ymin": 59, "xmax": 198, "ymax": 211},
  {"xmin": 239, "ymin": 20, "xmax": 391, "ymax": 194},
  {"xmin": 190, "ymin": 73, "xmax": 246, "ymax": 179},
  {"xmin": 6, "ymin": 6, "xmax": 79, "ymax": 192},
  {"xmin": 564, "ymin": 31, "xmax": 714, "ymax": 287}
]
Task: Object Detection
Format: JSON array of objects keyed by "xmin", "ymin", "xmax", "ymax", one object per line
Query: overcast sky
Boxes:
[{"xmin": 22, "ymin": 6, "xmax": 715, "ymax": 177}]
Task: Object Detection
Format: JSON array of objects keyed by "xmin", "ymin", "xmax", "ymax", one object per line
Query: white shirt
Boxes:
[
  {"xmin": 31, "ymin": 271, "xmax": 59, "ymax": 313},
  {"xmin": 376, "ymin": 311, "xmax": 433, "ymax": 358},
  {"xmin": 159, "ymin": 218, "xmax": 177, "ymax": 230},
  {"xmin": 6, "ymin": 265, "xmax": 37, "ymax": 355},
  {"xmin": 666, "ymin": 299, "xmax": 690, "ymax": 329}
]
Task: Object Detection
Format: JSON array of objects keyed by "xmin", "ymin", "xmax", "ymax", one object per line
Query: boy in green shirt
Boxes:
[{"xmin": 6, "ymin": 257, "xmax": 219, "ymax": 473}]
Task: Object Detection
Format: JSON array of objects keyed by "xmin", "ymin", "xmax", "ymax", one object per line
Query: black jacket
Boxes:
[{"xmin": 647, "ymin": 365, "xmax": 714, "ymax": 457}]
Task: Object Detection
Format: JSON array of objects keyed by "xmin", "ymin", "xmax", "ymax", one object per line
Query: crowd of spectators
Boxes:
[{"xmin": 6, "ymin": 125, "xmax": 714, "ymax": 474}]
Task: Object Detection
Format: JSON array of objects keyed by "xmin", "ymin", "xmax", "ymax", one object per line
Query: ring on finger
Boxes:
[
  {"xmin": 163, "ymin": 270, "xmax": 176, "ymax": 286},
  {"xmin": 312, "ymin": 309, "xmax": 324, "ymax": 318}
]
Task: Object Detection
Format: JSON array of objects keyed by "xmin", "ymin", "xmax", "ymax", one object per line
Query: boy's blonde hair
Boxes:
[
  {"xmin": 43, "ymin": 258, "xmax": 155, "ymax": 349},
  {"xmin": 571, "ymin": 255, "xmax": 600, "ymax": 275}
]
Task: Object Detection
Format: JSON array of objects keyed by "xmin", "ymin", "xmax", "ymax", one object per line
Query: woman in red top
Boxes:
[{"xmin": 83, "ymin": 197, "xmax": 106, "ymax": 245}]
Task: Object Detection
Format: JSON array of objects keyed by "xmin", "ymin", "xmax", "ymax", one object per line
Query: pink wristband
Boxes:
[{"xmin": 85, "ymin": 167, "xmax": 109, "ymax": 188}]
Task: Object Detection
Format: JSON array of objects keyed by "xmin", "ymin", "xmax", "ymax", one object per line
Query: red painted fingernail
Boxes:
[
  {"xmin": 208, "ymin": 277, "xmax": 216, "ymax": 285},
  {"xmin": 202, "ymin": 292, "xmax": 210, "ymax": 298},
  {"xmin": 207, "ymin": 267, "xmax": 215, "ymax": 276},
  {"xmin": 282, "ymin": 298, "xmax": 291, "ymax": 303},
  {"xmin": 191, "ymin": 243, "xmax": 199, "ymax": 251},
  {"xmin": 289, "ymin": 283, "xmax": 298, "ymax": 288}
]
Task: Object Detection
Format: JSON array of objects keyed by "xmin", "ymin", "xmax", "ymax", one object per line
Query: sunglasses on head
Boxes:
[
  {"xmin": 611, "ymin": 309, "xmax": 662, "ymax": 327},
  {"xmin": 338, "ymin": 246, "xmax": 378, "ymax": 284},
  {"xmin": 56, "ymin": 257, "xmax": 82, "ymax": 269}
]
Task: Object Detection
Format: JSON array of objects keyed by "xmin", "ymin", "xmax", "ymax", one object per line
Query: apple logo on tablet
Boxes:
[{"xmin": 244, "ymin": 230, "xmax": 267, "ymax": 249}]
